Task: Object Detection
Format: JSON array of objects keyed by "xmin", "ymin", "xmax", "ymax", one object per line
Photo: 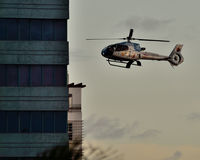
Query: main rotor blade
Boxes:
[
  {"xmin": 133, "ymin": 38, "xmax": 170, "ymax": 42},
  {"xmin": 127, "ymin": 29, "xmax": 134, "ymax": 39},
  {"xmin": 86, "ymin": 38, "xmax": 125, "ymax": 40}
]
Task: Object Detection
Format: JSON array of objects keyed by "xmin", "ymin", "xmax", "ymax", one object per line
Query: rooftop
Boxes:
[{"xmin": 68, "ymin": 83, "xmax": 86, "ymax": 88}]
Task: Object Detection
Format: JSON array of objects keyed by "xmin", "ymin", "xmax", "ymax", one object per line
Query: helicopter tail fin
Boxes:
[{"xmin": 168, "ymin": 44, "xmax": 184, "ymax": 66}]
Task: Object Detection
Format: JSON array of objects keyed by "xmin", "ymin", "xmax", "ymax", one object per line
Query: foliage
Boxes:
[{"xmin": 37, "ymin": 141, "xmax": 123, "ymax": 160}]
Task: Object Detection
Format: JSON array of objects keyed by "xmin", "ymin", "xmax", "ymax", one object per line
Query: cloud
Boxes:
[
  {"xmin": 85, "ymin": 114, "xmax": 139, "ymax": 139},
  {"xmin": 85, "ymin": 114, "xmax": 161, "ymax": 140},
  {"xmin": 117, "ymin": 16, "xmax": 173, "ymax": 31},
  {"xmin": 164, "ymin": 151, "xmax": 182, "ymax": 160},
  {"xmin": 83, "ymin": 143, "xmax": 124, "ymax": 160},
  {"xmin": 131, "ymin": 129, "xmax": 161, "ymax": 139},
  {"xmin": 187, "ymin": 112, "xmax": 200, "ymax": 120}
]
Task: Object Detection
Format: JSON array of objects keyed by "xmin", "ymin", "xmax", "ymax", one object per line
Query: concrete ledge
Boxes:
[
  {"xmin": 0, "ymin": 87, "xmax": 68, "ymax": 110},
  {"xmin": 0, "ymin": 133, "xmax": 68, "ymax": 143},
  {"xmin": 0, "ymin": 133, "xmax": 68, "ymax": 157},
  {"xmin": 0, "ymin": 41, "xmax": 69, "ymax": 64}
]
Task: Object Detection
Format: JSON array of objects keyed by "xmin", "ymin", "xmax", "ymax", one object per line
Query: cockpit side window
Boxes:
[
  {"xmin": 134, "ymin": 44, "xmax": 141, "ymax": 51},
  {"xmin": 115, "ymin": 45, "xmax": 128, "ymax": 51}
]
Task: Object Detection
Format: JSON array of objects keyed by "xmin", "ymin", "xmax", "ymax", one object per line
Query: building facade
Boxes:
[
  {"xmin": 68, "ymin": 83, "xmax": 85, "ymax": 144},
  {"xmin": 0, "ymin": 0, "xmax": 69, "ymax": 158}
]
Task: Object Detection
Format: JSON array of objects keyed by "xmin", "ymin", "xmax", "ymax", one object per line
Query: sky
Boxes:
[{"xmin": 68, "ymin": 0, "xmax": 200, "ymax": 159}]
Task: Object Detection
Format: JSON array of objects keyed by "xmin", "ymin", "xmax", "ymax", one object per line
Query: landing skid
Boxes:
[{"xmin": 107, "ymin": 59, "xmax": 142, "ymax": 68}]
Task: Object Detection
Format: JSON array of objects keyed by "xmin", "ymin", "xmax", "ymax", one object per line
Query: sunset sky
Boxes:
[{"xmin": 68, "ymin": 0, "xmax": 200, "ymax": 159}]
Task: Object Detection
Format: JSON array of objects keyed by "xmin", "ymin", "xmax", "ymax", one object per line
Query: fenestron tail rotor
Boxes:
[{"xmin": 86, "ymin": 29, "xmax": 170, "ymax": 43}]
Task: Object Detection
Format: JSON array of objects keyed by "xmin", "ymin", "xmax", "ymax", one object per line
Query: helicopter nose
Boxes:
[
  {"xmin": 101, "ymin": 48, "xmax": 106, "ymax": 57},
  {"xmin": 101, "ymin": 47, "xmax": 113, "ymax": 57}
]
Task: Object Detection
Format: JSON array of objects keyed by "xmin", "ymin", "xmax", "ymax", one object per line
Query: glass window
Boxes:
[
  {"xmin": 0, "ymin": 111, "xmax": 7, "ymax": 133},
  {"xmin": 134, "ymin": 43, "xmax": 141, "ymax": 51},
  {"xmin": 116, "ymin": 45, "xmax": 128, "ymax": 51},
  {"xmin": 43, "ymin": 112, "xmax": 54, "ymax": 133},
  {"xmin": 1, "ymin": 64, "xmax": 68, "ymax": 87},
  {"xmin": 30, "ymin": 20, "xmax": 42, "ymax": 40},
  {"xmin": 31, "ymin": 112, "xmax": 42, "ymax": 133},
  {"xmin": 69, "ymin": 132, "xmax": 72, "ymax": 140},
  {"xmin": 68, "ymin": 123, "xmax": 72, "ymax": 132},
  {"xmin": 43, "ymin": 20, "xmax": 54, "ymax": 40},
  {"xmin": 43, "ymin": 65, "xmax": 54, "ymax": 86},
  {"xmin": 6, "ymin": 19, "xmax": 18, "ymax": 40},
  {"xmin": 69, "ymin": 96, "xmax": 72, "ymax": 108},
  {"xmin": 19, "ymin": 19, "xmax": 30, "ymax": 40},
  {"xmin": 0, "ymin": 18, "xmax": 67, "ymax": 41},
  {"xmin": 19, "ymin": 65, "xmax": 29, "ymax": 86},
  {"xmin": 0, "ymin": 18, "xmax": 68, "ymax": 41},
  {"xmin": 31, "ymin": 65, "xmax": 42, "ymax": 86},
  {"xmin": 7, "ymin": 65, "xmax": 18, "ymax": 86},
  {"xmin": 20, "ymin": 112, "xmax": 30, "ymax": 133},
  {"xmin": 7, "ymin": 112, "xmax": 19, "ymax": 133},
  {"xmin": 0, "ymin": 19, "xmax": 6, "ymax": 40},
  {"xmin": 0, "ymin": 111, "xmax": 68, "ymax": 133},
  {"xmin": 54, "ymin": 20, "xmax": 67, "ymax": 41},
  {"xmin": 54, "ymin": 65, "xmax": 66, "ymax": 86},
  {"xmin": 55, "ymin": 112, "xmax": 67, "ymax": 133},
  {"xmin": 0, "ymin": 65, "xmax": 6, "ymax": 86}
]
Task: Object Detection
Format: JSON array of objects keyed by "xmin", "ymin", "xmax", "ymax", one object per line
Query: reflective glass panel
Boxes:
[
  {"xmin": 7, "ymin": 19, "xmax": 18, "ymax": 40},
  {"xmin": 7, "ymin": 65, "xmax": 18, "ymax": 86},
  {"xmin": 0, "ymin": 19, "xmax": 6, "ymax": 40},
  {"xmin": 54, "ymin": 65, "xmax": 66, "ymax": 86},
  {"xmin": 55, "ymin": 112, "xmax": 67, "ymax": 133},
  {"xmin": 0, "ymin": 111, "xmax": 6, "ymax": 133},
  {"xmin": 19, "ymin": 65, "xmax": 29, "ymax": 86},
  {"xmin": 31, "ymin": 112, "xmax": 42, "ymax": 133},
  {"xmin": 43, "ymin": 20, "xmax": 54, "ymax": 40},
  {"xmin": 31, "ymin": 65, "xmax": 42, "ymax": 86},
  {"xmin": 43, "ymin": 112, "xmax": 54, "ymax": 133},
  {"xmin": 19, "ymin": 19, "xmax": 30, "ymax": 40},
  {"xmin": 54, "ymin": 20, "xmax": 67, "ymax": 41},
  {"xmin": 43, "ymin": 65, "xmax": 54, "ymax": 86},
  {"xmin": 30, "ymin": 20, "xmax": 42, "ymax": 40},
  {"xmin": 7, "ymin": 112, "xmax": 18, "ymax": 132},
  {"xmin": 20, "ymin": 112, "xmax": 30, "ymax": 133},
  {"xmin": 0, "ymin": 65, "xmax": 6, "ymax": 86}
]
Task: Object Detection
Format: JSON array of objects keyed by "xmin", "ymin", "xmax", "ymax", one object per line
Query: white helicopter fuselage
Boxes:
[
  {"xmin": 88, "ymin": 29, "xmax": 184, "ymax": 68},
  {"xmin": 101, "ymin": 41, "xmax": 183, "ymax": 68}
]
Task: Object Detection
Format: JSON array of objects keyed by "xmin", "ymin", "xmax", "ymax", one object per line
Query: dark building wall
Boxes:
[
  {"xmin": 0, "ymin": 0, "xmax": 69, "ymax": 157},
  {"xmin": 0, "ymin": 0, "xmax": 69, "ymax": 19}
]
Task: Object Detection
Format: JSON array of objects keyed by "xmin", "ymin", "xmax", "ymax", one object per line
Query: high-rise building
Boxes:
[
  {"xmin": 0, "ymin": 0, "xmax": 69, "ymax": 159},
  {"xmin": 68, "ymin": 83, "xmax": 86, "ymax": 159}
]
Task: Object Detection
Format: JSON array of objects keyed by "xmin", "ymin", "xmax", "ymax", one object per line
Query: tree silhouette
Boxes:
[{"xmin": 37, "ymin": 140, "xmax": 123, "ymax": 160}]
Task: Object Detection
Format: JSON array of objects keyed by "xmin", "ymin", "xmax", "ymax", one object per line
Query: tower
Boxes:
[
  {"xmin": 0, "ymin": 0, "xmax": 69, "ymax": 158},
  {"xmin": 68, "ymin": 83, "xmax": 86, "ymax": 143},
  {"xmin": 68, "ymin": 83, "xmax": 86, "ymax": 159}
]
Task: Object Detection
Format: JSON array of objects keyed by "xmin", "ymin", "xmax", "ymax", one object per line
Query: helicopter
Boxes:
[{"xmin": 87, "ymin": 29, "xmax": 184, "ymax": 68}]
